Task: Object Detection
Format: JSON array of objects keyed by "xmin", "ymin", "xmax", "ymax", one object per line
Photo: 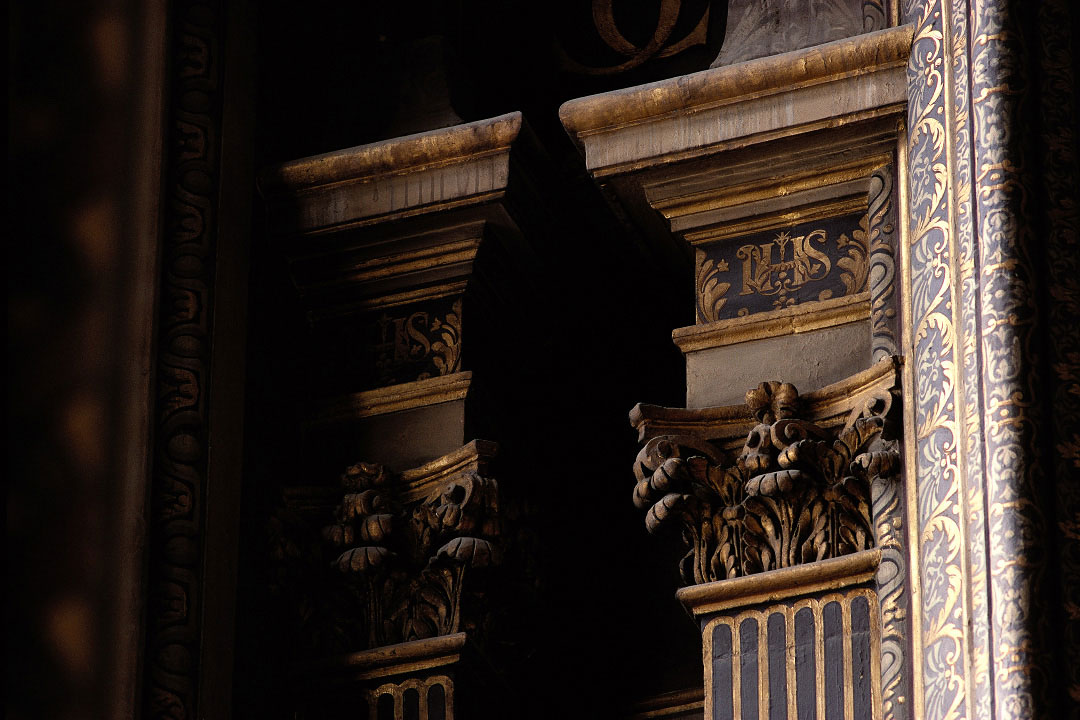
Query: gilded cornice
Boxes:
[{"xmin": 559, "ymin": 24, "xmax": 914, "ymax": 175}]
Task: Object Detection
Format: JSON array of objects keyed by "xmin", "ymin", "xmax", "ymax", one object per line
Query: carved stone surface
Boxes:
[
  {"xmin": 712, "ymin": 0, "xmax": 884, "ymax": 68},
  {"xmin": 632, "ymin": 366, "xmax": 900, "ymax": 586}
]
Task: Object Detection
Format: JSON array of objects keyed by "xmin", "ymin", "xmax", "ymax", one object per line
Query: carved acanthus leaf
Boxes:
[{"xmin": 633, "ymin": 372, "xmax": 901, "ymax": 585}]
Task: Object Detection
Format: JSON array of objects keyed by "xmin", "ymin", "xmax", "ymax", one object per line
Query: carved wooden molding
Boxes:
[
  {"xmin": 559, "ymin": 24, "xmax": 913, "ymax": 176},
  {"xmin": 631, "ymin": 359, "xmax": 901, "ymax": 585}
]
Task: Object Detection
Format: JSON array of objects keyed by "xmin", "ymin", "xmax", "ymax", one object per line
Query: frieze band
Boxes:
[{"xmin": 696, "ymin": 212, "xmax": 870, "ymax": 323}]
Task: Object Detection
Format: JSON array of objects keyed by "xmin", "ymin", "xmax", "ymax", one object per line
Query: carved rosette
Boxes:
[{"xmin": 633, "ymin": 378, "xmax": 900, "ymax": 585}]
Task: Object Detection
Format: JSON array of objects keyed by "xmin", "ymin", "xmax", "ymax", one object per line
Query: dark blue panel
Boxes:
[
  {"xmin": 713, "ymin": 623, "xmax": 735, "ymax": 720},
  {"xmin": 794, "ymin": 607, "xmax": 815, "ymax": 720},
  {"xmin": 767, "ymin": 612, "xmax": 787, "ymax": 720},
  {"xmin": 851, "ymin": 596, "xmax": 874, "ymax": 720},
  {"xmin": 740, "ymin": 618, "xmax": 759, "ymax": 720},
  {"xmin": 376, "ymin": 693, "xmax": 394, "ymax": 720},
  {"xmin": 823, "ymin": 601, "xmax": 845, "ymax": 718}
]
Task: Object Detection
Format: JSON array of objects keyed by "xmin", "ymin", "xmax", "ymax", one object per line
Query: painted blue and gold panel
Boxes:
[{"xmin": 695, "ymin": 212, "xmax": 869, "ymax": 325}]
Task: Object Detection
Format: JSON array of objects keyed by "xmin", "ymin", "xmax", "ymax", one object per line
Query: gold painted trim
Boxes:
[
  {"xmin": 559, "ymin": 26, "xmax": 915, "ymax": 146},
  {"xmin": 677, "ymin": 549, "xmax": 881, "ymax": 617},
  {"xmin": 309, "ymin": 372, "xmax": 472, "ymax": 424},
  {"xmin": 369, "ymin": 675, "xmax": 454, "ymax": 720},
  {"xmin": 262, "ymin": 114, "xmax": 523, "ymax": 193},
  {"xmin": 700, "ymin": 589, "xmax": 883, "ymax": 720},
  {"xmin": 672, "ymin": 293, "xmax": 871, "ymax": 353},
  {"xmin": 297, "ymin": 633, "xmax": 466, "ymax": 682},
  {"xmin": 896, "ymin": 121, "xmax": 926, "ymax": 720}
]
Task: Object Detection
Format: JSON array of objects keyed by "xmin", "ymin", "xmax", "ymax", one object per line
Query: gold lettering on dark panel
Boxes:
[{"xmin": 696, "ymin": 212, "xmax": 869, "ymax": 323}]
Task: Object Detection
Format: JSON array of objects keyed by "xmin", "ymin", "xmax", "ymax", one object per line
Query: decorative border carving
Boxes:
[
  {"xmin": 871, "ymin": 461, "xmax": 909, "ymax": 720},
  {"xmin": 143, "ymin": 2, "xmax": 223, "ymax": 718}
]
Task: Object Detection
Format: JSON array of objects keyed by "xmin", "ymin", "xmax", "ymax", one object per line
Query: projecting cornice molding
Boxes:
[
  {"xmin": 262, "ymin": 112, "xmax": 529, "ymax": 234},
  {"xmin": 559, "ymin": 24, "xmax": 914, "ymax": 176}
]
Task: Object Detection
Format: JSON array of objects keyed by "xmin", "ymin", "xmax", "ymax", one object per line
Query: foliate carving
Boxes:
[
  {"xmin": 696, "ymin": 257, "xmax": 731, "ymax": 323},
  {"xmin": 319, "ymin": 461, "xmax": 501, "ymax": 649},
  {"xmin": 633, "ymin": 377, "xmax": 899, "ymax": 585}
]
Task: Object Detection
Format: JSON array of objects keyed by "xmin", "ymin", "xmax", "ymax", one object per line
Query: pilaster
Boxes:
[{"xmin": 261, "ymin": 113, "xmax": 550, "ymax": 718}]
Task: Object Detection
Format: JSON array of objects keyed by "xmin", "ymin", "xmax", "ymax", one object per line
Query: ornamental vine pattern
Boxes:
[
  {"xmin": 903, "ymin": 1, "xmax": 972, "ymax": 718},
  {"xmin": 970, "ymin": 2, "xmax": 1054, "ymax": 715}
]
